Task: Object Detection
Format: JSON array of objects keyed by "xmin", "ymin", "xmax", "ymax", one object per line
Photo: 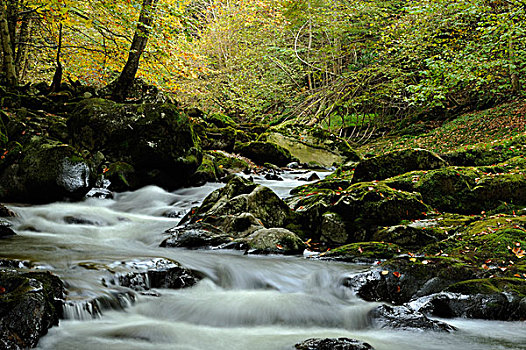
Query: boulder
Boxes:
[
  {"xmin": 0, "ymin": 220, "xmax": 16, "ymax": 238},
  {"xmin": 295, "ymin": 338, "xmax": 375, "ymax": 350},
  {"xmin": 242, "ymin": 228, "xmax": 305, "ymax": 255},
  {"xmin": 162, "ymin": 176, "xmax": 301, "ymax": 252},
  {"xmin": 0, "ymin": 204, "xmax": 16, "ymax": 217},
  {"xmin": 267, "ymin": 122, "xmax": 362, "ymax": 167},
  {"xmin": 369, "ymin": 304, "xmax": 455, "ymax": 332},
  {"xmin": 111, "ymin": 258, "xmax": 199, "ymax": 291},
  {"xmin": 68, "ymin": 98, "xmax": 202, "ymax": 190},
  {"xmin": 201, "ymin": 126, "xmax": 237, "ymax": 152},
  {"xmin": 0, "ymin": 271, "xmax": 64, "ymax": 349},
  {"xmin": 352, "ymin": 148, "xmax": 447, "ymax": 183},
  {"xmin": 0, "ymin": 137, "xmax": 92, "ymax": 203},
  {"xmin": 235, "ymin": 141, "xmax": 296, "ymax": 167},
  {"xmin": 321, "ymin": 242, "xmax": 402, "ymax": 263},
  {"xmin": 289, "ymin": 181, "xmax": 430, "ymax": 244},
  {"xmin": 385, "ymin": 166, "xmax": 526, "ymax": 214}
]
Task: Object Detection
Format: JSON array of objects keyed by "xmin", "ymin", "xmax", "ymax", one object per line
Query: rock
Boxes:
[
  {"xmin": 0, "ymin": 271, "xmax": 64, "ymax": 349},
  {"xmin": 235, "ymin": 141, "xmax": 296, "ymax": 167},
  {"xmin": 0, "ymin": 137, "xmax": 92, "ymax": 203},
  {"xmin": 369, "ymin": 304, "xmax": 455, "ymax": 332},
  {"xmin": 160, "ymin": 223, "xmax": 234, "ymax": 249},
  {"xmin": 162, "ymin": 176, "xmax": 300, "ymax": 252},
  {"xmin": 189, "ymin": 176, "xmax": 295, "ymax": 229},
  {"xmin": 412, "ymin": 290, "xmax": 526, "ymax": 321},
  {"xmin": 345, "ymin": 257, "xmax": 477, "ymax": 305},
  {"xmin": 385, "ymin": 166, "xmax": 526, "ymax": 214},
  {"xmin": 321, "ymin": 242, "xmax": 401, "ymax": 263},
  {"xmin": 0, "ymin": 220, "xmax": 16, "ymax": 238},
  {"xmin": 242, "ymin": 228, "xmax": 305, "ymax": 255},
  {"xmin": 112, "ymin": 258, "xmax": 199, "ymax": 291},
  {"xmin": 68, "ymin": 98, "xmax": 202, "ymax": 191},
  {"xmin": 98, "ymin": 78, "xmax": 169, "ymax": 104},
  {"xmin": 188, "ymin": 153, "xmax": 224, "ymax": 186},
  {"xmin": 298, "ymin": 172, "xmax": 320, "ymax": 182},
  {"xmin": 85, "ymin": 187, "xmax": 114, "ymax": 199},
  {"xmin": 264, "ymin": 172, "xmax": 283, "ymax": 181},
  {"xmin": 295, "ymin": 338, "xmax": 375, "ymax": 350},
  {"xmin": 201, "ymin": 126, "xmax": 237, "ymax": 152},
  {"xmin": 289, "ymin": 181, "xmax": 430, "ymax": 244},
  {"xmin": 266, "ymin": 123, "xmax": 362, "ymax": 167},
  {"xmin": 0, "ymin": 204, "xmax": 16, "ymax": 217},
  {"xmin": 352, "ymin": 148, "xmax": 448, "ymax": 183}
]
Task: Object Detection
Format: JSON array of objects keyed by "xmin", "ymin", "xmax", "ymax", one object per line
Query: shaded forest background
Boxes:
[{"xmin": 1, "ymin": 0, "xmax": 525, "ymax": 137}]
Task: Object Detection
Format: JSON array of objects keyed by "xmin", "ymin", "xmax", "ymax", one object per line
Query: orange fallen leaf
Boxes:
[{"xmin": 393, "ymin": 271, "xmax": 401, "ymax": 278}]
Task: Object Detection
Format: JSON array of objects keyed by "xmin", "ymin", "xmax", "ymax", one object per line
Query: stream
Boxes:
[{"xmin": 1, "ymin": 172, "xmax": 525, "ymax": 350}]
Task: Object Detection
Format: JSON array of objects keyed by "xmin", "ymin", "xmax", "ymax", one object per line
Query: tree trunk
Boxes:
[
  {"xmin": 0, "ymin": 0, "xmax": 17, "ymax": 87},
  {"xmin": 15, "ymin": 13, "xmax": 31, "ymax": 79},
  {"xmin": 111, "ymin": 0, "xmax": 158, "ymax": 102}
]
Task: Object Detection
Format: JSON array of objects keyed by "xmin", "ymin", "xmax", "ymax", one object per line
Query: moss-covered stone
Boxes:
[
  {"xmin": 0, "ymin": 137, "xmax": 93, "ymax": 203},
  {"xmin": 352, "ymin": 148, "xmax": 448, "ymax": 183},
  {"xmin": 446, "ymin": 278, "xmax": 526, "ymax": 297},
  {"xmin": 68, "ymin": 98, "xmax": 202, "ymax": 190},
  {"xmin": 235, "ymin": 141, "xmax": 296, "ymax": 167},
  {"xmin": 322, "ymin": 242, "xmax": 402, "ymax": 262},
  {"xmin": 385, "ymin": 166, "xmax": 526, "ymax": 214},
  {"xmin": 0, "ymin": 270, "xmax": 64, "ymax": 349},
  {"xmin": 242, "ymin": 228, "xmax": 305, "ymax": 255},
  {"xmin": 205, "ymin": 112, "xmax": 236, "ymax": 128},
  {"xmin": 105, "ymin": 161, "xmax": 138, "ymax": 192},
  {"xmin": 201, "ymin": 126, "xmax": 237, "ymax": 152},
  {"xmin": 442, "ymin": 134, "xmax": 526, "ymax": 166}
]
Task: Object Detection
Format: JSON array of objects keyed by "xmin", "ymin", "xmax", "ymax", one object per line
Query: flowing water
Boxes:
[{"xmin": 1, "ymin": 172, "xmax": 525, "ymax": 350}]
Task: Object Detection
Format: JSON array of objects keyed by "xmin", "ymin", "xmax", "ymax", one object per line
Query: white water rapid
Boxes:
[{"xmin": 1, "ymin": 172, "xmax": 525, "ymax": 350}]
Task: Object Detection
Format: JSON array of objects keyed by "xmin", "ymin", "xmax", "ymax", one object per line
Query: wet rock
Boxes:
[
  {"xmin": 68, "ymin": 98, "xmax": 202, "ymax": 191},
  {"xmin": 0, "ymin": 271, "xmax": 64, "ymax": 349},
  {"xmin": 160, "ymin": 223, "xmax": 234, "ymax": 248},
  {"xmin": 346, "ymin": 257, "xmax": 477, "ymax": 305},
  {"xmin": 163, "ymin": 176, "xmax": 301, "ymax": 253},
  {"xmin": 113, "ymin": 258, "xmax": 199, "ymax": 291},
  {"xmin": 235, "ymin": 141, "xmax": 297, "ymax": 167},
  {"xmin": 85, "ymin": 187, "xmax": 114, "ymax": 199},
  {"xmin": 0, "ymin": 220, "xmax": 16, "ymax": 238},
  {"xmin": 411, "ymin": 290, "xmax": 526, "ymax": 321},
  {"xmin": 295, "ymin": 338, "xmax": 375, "ymax": 350},
  {"xmin": 0, "ymin": 137, "xmax": 92, "ymax": 203},
  {"xmin": 352, "ymin": 148, "xmax": 447, "ymax": 183},
  {"xmin": 321, "ymin": 242, "xmax": 401, "ymax": 263},
  {"xmin": 298, "ymin": 172, "xmax": 320, "ymax": 182},
  {"xmin": 264, "ymin": 172, "xmax": 283, "ymax": 181},
  {"xmin": 243, "ymin": 228, "xmax": 305, "ymax": 255},
  {"xmin": 369, "ymin": 304, "xmax": 455, "ymax": 332}
]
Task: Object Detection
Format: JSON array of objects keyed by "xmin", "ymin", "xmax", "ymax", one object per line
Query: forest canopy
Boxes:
[{"xmin": 1, "ymin": 0, "xmax": 525, "ymax": 128}]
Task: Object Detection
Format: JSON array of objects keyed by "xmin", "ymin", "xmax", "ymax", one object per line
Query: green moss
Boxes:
[
  {"xmin": 324, "ymin": 242, "xmax": 402, "ymax": 261},
  {"xmin": 235, "ymin": 141, "xmax": 296, "ymax": 167},
  {"xmin": 446, "ymin": 278, "xmax": 526, "ymax": 297}
]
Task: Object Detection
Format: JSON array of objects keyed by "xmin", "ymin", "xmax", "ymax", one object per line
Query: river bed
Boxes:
[{"xmin": 1, "ymin": 173, "xmax": 525, "ymax": 350}]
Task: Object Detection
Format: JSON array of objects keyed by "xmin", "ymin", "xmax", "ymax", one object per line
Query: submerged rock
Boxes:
[
  {"xmin": 0, "ymin": 220, "xmax": 16, "ymax": 238},
  {"xmin": 0, "ymin": 271, "xmax": 64, "ymax": 349},
  {"xmin": 0, "ymin": 137, "xmax": 92, "ymax": 203},
  {"xmin": 295, "ymin": 338, "xmax": 375, "ymax": 350},
  {"xmin": 352, "ymin": 148, "xmax": 447, "ymax": 183},
  {"xmin": 0, "ymin": 204, "xmax": 16, "ymax": 218}
]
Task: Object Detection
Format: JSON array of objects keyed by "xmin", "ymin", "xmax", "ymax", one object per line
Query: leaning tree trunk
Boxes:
[
  {"xmin": 0, "ymin": 0, "xmax": 17, "ymax": 87},
  {"xmin": 111, "ymin": 0, "xmax": 158, "ymax": 102}
]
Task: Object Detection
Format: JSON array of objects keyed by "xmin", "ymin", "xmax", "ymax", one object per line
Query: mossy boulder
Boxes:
[
  {"xmin": 235, "ymin": 141, "xmax": 296, "ymax": 167},
  {"xmin": 442, "ymin": 134, "xmax": 526, "ymax": 166},
  {"xmin": 68, "ymin": 98, "xmax": 201, "ymax": 190},
  {"xmin": 104, "ymin": 161, "xmax": 139, "ymax": 192},
  {"xmin": 385, "ymin": 166, "xmax": 526, "ymax": 214},
  {"xmin": 242, "ymin": 228, "xmax": 305, "ymax": 255},
  {"xmin": 201, "ymin": 126, "xmax": 237, "ymax": 152},
  {"xmin": 322, "ymin": 242, "xmax": 402, "ymax": 263},
  {"xmin": 163, "ymin": 176, "xmax": 302, "ymax": 253},
  {"xmin": 352, "ymin": 148, "xmax": 448, "ymax": 183},
  {"xmin": 205, "ymin": 112, "xmax": 236, "ymax": 128},
  {"xmin": 0, "ymin": 271, "xmax": 64, "ymax": 349},
  {"xmin": 266, "ymin": 122, "xmax": 362, "ymax": 167},
  {"xmin": 0, "ymin": 137, "xmax": 92, "ymax": 203}
]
